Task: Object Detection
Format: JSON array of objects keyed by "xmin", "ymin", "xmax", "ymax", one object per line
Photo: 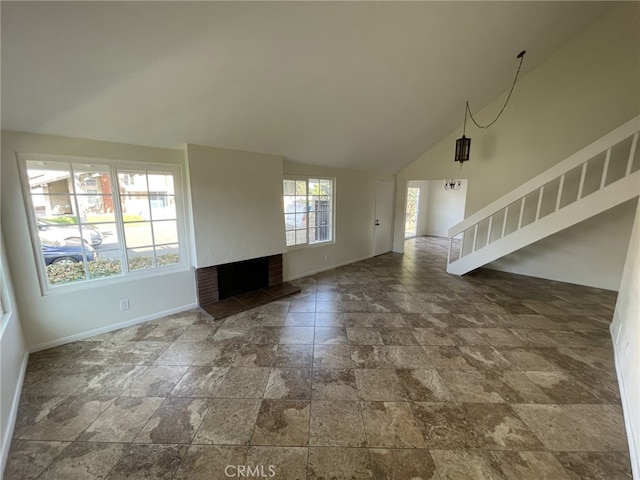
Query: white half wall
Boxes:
[
  {"xmin": 486, "ymin": 199, "xmax": 637, "ymax": 291},
  {"xmin": 1, "ymin": 131, "xmax": 197, "ymax": 348},
  {"xmin": 611, "ymin": 196, "xmax": 640, "ymax": 478},
  {"xmin": 186, "ymin": 144, "xmax": 286, "ymax": 268}
]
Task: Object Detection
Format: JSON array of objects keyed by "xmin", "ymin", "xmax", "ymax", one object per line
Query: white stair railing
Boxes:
[{"xmin": 447, "ymin": 115, "xmax": 640, "ymax": 275}]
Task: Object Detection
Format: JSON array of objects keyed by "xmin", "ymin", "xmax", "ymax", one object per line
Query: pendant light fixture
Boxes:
[{"xmin": 455, "ymin": 50, "xmax": 527, "ymax": 168}]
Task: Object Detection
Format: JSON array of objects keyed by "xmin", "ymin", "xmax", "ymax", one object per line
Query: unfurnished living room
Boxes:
[{"xmin": 1, "ymin": 2, "xmax": 639, "ymax": 479}]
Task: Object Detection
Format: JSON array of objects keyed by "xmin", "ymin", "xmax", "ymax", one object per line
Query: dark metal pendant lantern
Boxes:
[
  {"xmin": 453, "ymin": 50, "xmax": 526, "ymax": 169},
  {"xmin": 454, "ymin": 135, "xmax": 471, "ymax": 165}
]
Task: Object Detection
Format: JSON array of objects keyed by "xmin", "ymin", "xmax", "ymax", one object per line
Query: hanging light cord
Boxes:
[{"xmin": 464, "ymin": 50, "xmax": 526, "ymax": 132}]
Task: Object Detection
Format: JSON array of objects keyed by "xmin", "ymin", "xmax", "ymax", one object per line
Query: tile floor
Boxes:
[{"xmin": 5, "ymin": 236, "xmax": 632, "ymax": 479}]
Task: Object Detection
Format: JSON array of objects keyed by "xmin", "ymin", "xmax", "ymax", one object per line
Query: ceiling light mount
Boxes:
[{"xmin": 454, "ymin": 50, "xmax": 526, "ymax": 168}]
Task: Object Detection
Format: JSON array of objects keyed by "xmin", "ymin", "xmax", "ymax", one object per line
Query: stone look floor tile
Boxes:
[
  {"xmin": 264, "ymin": 368, "xmax": 312, "ymax": 399},
  {"xmin": 273, "ymin": 345, "xmax": 313, "ymax": 367},
  {"xmin": 170, "ymin": 366, "xmax": 229, "ymax": 397},
  {"xmin": 396, "ymin": 368, "xmax": 455, "ymax": 402},
  {"xmin": 307, "ymin": 447, "xmax": 373, "ymax": 479},
  {"xmin": 20, "ymin": 396, "xmax": 114, "ymax": 441},
  {"xmin": 361, "ymin": 401, "xmax": 426, "ymax": 448},
  {"xmin": 122, "ymin": 365, "xmax": 189, "ymax": 397},
  {"xmin": 411, "ymin": 402, "xmax": 482, "ymax": 449},
  {"xmin": 245, "ymin": 446, "xmax": 308, "ymax": 480},
  {"xmin": 314, "ymin": 326, "xmax": 349, "ymax": 344},
  {"xmin": 511, "ymin": 403, "xmax": 626, "ymax": 451},
  {"xmin": 311, "ymin": 368, "xmax": 359, "ymax": 401},
  {"xmin": 4, "ymin": 440, "xmax": 70, "ymax": 480},
  {"xmin": 12, "ymin": 394, "xmax": 68, "ymax": 438},
  {"xmin": 154, "ymin": 342, "xmax": 206, "ymax": 366},
  {"xmin": 438, "ymin": 369, "xmax": 507, "ymax": 403},
  {"xmin": 370, "ymin": 448, "xmax": 441, "ymax": 480},
  {"xmin": 194, "ymin": 398, "xmax": 261, "ymax": 445},
  {"xmin": 553, "ymin": 451, "xmax": 632, "ymax": 479},
  {"xmin": 37, "ymin": 442, "xmax": 127, "ymax": 480},
  {"xmin": 355, "ymin": 368, "xmax": 407, "ymax": 401},
  {"xmin": 174, "ymin": 445, "xmax": 248, "ymax": 480},
  {"xmin": 78, "ymin": 396, "xmax": 164, "ymax": 442},
  {"xmin": 490, "ymin": 451, "xmax": 572, "ymax": 479},
  {"xmin": 429, "ymin": 449, "xmax": 507, "ymax": 480},
  {"xmin": 309, "ymin": 400, "xmax": 366, "ymax": 447},
  {"xmin": 463, "ymin": 403, "xmax": 544, "ymax": 450},
  {"xmin": 251, "ymin": 400, "xmax": 311, "ymax": 446},
  {"xmin": 135, "ymin": 397, "xmax": 210, "ymax": 444},
  {"xmin": 216, "ymin": 367, "xmax": 270, "ymax": 398},
  {"xmin": 105, "ymin": 444, "xmax": 187, "ymax": 480},
  {"xmin": 5, "ymin": 238, "xmax": 630, "ymax": 479}
]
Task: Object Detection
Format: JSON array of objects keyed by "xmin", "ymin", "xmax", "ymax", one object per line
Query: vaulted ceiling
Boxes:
[{"xmin": 1, "ymin": 1, "xmax": 613, "ymax": 173}]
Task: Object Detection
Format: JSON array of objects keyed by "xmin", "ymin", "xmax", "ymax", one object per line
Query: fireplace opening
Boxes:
[
  {"xmin": 217, "ymin": 256, "xmax": 269, "ymax": 300},
  {"xmin": 196, "ymin": 254, "xmax": 299, "ymax": 319}
]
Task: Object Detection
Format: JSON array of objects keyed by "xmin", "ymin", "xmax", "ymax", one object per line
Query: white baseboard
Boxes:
[
  {"xmin": 284, "ymin": 255, "xmax": 373, "ymax": 282},
  {"xmin": 28, "ymin": 302, "xmax": 198, "ymax": 353},
  {"xmin": 610, "ymin": 323, "xmax": 639, "ymax": 479},
  {"xmin": 1, "ymin": 350, "xmax": 29, "ymax": 476}
]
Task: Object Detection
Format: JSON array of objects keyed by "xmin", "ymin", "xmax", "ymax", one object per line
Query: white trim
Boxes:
[
  {"xmin": 16, "ymin": 153, "xmax": 190, "ymax": 296},
  {"xmin": 448, "ymin": 115, "xmax": 640, "ymax": 238},
  {"xmin": 283, "ymin": 254, "xmax": 372, "ymax": 282},
  {"xmin": 283, "ymin": 176, "xmax": 336, "ymax": 249},
  {"xmin": 610, "ymin": 323, "xmax": 639, "ymax": 479},
  {"xmin": 0, "ymin": 350, "xmax": 28, "ymax": 476},
  {"xmin": 28, "ymin": 302, "xmax": 197, "ymax": 353}
]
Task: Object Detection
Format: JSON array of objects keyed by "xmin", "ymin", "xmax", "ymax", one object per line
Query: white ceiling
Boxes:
[{"xmin": 1, "ymin": 1, "xmax": 613, "ymax": 173}]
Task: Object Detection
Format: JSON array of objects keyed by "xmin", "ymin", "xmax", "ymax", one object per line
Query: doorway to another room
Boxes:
[{"xmin": 404, "ymin": 179, "xmax": 467, "ymax": 245}]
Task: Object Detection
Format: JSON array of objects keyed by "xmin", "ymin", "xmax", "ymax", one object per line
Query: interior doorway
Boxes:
[{"xmin": 404, "ymin": 179, "xmax": 467, "ymax": 239}]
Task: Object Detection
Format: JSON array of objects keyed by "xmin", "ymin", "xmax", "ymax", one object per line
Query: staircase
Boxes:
[{"xmin": 447, "ymin": 116, "xmax": 640, "ymax": 275}]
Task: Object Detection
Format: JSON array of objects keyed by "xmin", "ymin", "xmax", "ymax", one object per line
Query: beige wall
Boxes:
[
  {"xmin": 185, "ymin": 144, "xmax": 286, "ymax": 267},
  {"xmin": 0, "ymin": 131, "xmax": 197, "ymax": 348},
  {"xmin": 0, "ymin": 234, "xmax": 27, "ymax": 473},
  {"xmin": 407, "ymin": 179, "xmax": 467, "ymax": 238},
  {"xmin": 611, "ymin": 196, "xmax": 640, "ymax": 477},
  {"xmin": 393, "ymin": 3, "xmax": 640, "ymax": 289},
  {"xmin": 283, "ymin": 160, "xmax": 394, "ymax": 280}
]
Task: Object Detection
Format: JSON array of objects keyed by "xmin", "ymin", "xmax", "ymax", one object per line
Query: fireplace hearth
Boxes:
[{"xmin": 196, "ymin": 254, "xmax": 299, "ymax": 319}]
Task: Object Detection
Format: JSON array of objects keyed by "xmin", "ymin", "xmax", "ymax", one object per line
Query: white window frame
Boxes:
[
  {"xmin": 17, "ymin": 153, "xmax": 190, "ymax": 295},
  {"xmin": 283, "ymin": 176, "xmax": 335, "ymax": 249}
]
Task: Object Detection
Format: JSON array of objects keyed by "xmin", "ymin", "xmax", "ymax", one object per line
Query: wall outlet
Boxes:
[{"xmin": 119, "ymin": 299, "xmax": 130, "ymax": 311}]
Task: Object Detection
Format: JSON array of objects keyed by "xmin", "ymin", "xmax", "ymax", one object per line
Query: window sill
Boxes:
[
  {"xmin": 285, "ymin": 239, "xmax": 335, "ymax": 252},
  {"xmin": 40, "ymin": 263, "xmax": 191, "ymax": 296}
]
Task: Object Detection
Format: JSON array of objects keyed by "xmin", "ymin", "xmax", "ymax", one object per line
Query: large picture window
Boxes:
[
  {"xmin": 283, "ymin": 177, "xmax": 334, "ymax": 247},
  {"xmin": 21, "ymin": 156, "xmax": 185, "ymax": 290}
]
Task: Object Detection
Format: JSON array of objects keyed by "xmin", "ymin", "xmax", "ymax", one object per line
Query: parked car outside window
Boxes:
[
  {"xmin": 41, "ymin": 238, "xmax": 97, "ymax": 265},
  {"xmin": 37, "ymin": 218, "xmax": 103, "ymax": 246}
]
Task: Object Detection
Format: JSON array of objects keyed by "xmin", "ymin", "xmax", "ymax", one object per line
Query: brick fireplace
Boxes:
[{"xmin": 196, "ymin": 254, "xmax": 298, "ymax": 318}]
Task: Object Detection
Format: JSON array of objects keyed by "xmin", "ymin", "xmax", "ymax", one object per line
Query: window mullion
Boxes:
[
  {"xmin": 68, "ymin": 163, "xmax": 91, "ymax": 279},
  {"xmin": 306, "ymin": 181, "xmax": 310, "ymax": 245},
  {"xmin": 110, "ymin": 167, "xmax": 129, "ymax": 274},
  {"xmin": 145, "ymin": 172, "xmax": 158, "ymax": 267}
]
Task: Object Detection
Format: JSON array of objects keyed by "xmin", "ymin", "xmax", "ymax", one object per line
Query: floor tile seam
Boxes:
[{"xmin": 15, "ymin": 438, "xmax": 75, "ymax": 480}]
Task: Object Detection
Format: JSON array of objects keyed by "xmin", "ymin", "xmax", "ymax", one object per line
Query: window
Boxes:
[
  {"xmin": 21, "ymin": 156, "xmax": 186, "ymax": 290},
  {"xmin": 283, "ymin": 177, "xmax": 334, "ymax": 247},
  {"xmin": 405, "ymin": 187, "xmax": 420, "ymax": 238}
]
